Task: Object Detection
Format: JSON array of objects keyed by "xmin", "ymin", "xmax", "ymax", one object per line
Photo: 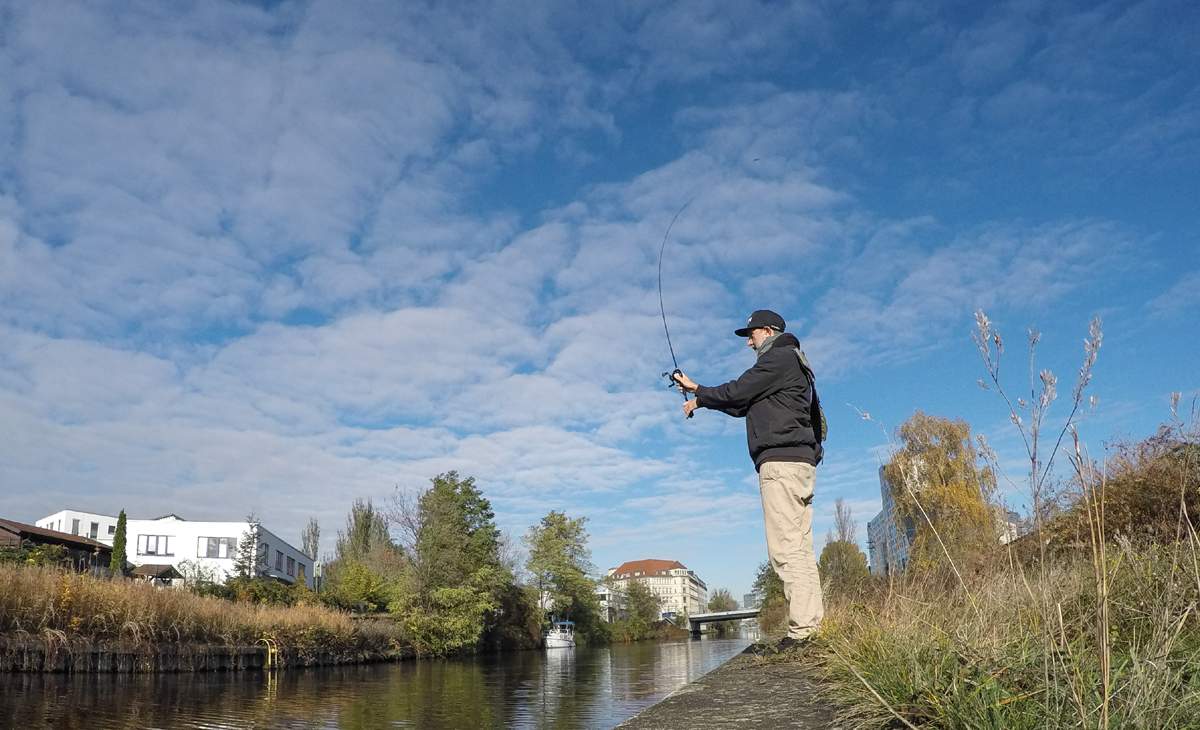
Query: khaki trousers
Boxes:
[{"xmin": 758, "ymin": 461, "xmax": 824, "ymax": 639}]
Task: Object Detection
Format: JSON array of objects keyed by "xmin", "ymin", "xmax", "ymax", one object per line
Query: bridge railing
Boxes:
[{"xmin": 686, "ymin": 608, "xmax": 761, "ymax": 637}]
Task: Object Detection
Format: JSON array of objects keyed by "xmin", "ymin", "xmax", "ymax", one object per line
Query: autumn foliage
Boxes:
[{"xmin": 882, "ymin": 410, "xmax": 998, "ymax": 572}]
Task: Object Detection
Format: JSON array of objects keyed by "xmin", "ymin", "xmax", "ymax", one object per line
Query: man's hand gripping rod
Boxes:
[{"xmin": 663, "ymin": 369, "xmax": 694, "ymax": 418}]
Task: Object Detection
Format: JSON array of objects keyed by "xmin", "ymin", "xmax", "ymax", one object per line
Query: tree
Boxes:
[
  {"xmin": 233, "ymin": 513, "xmax": 264, "ymax": 579},
  {"xmin": 626, "ymin": 580, "xmax": 661, "ymax": 623},
  {"xmin": 818, "ymin": 498, "xmax": 871, "ymax": 591},
  {"xmin": 604, "ymin": 578, "xmax": 661, "ymax": 641},
  {"xmin": 709, "ymin": 587, "xmax": 737, "ymax": 611},
  {"xmin": 325, "ymin": 560, "xmax": 391, "ymax": 611},
  {"xmin": 752, "ymin": 560, "xmax": 787, "ymax": 634},
  {"xmin": 324, "ymin": 499, "xmax": 400, "ymax": 612},
  {"xmin": 301, "ymin": 518, "xmax": 320, "ymax": 560},
  {"xmin": 833, "ymin": 497, "xmax": 858, "ymax": 544},
  {"xmin": 388, "ymin": 472, "xmax": 510, "ymax": 654},
  {"xmin": 882, "ymin": 411, "xmax": 998, "ymax": 571},
  {"xmin": 289, "ymin": 564, "xmax": 316, "ymax": 605},
  {"xmin": 707, "ymin": 587, "xmax": 739, "ymax": 635},
  {"xmin": 819, "ymin": 540, "xmax": 870, "ymax": 590},
  {"xmin": 109, "ymin": 510, "xmax": 128, "ymax": 573},
  {"xmin": 752, "ymin": 560, "xmax": 784, "ymax": 604},
  {"xmin": 524, "ymin": 511, "xmax": 602, "ymax": 640},
  {"xmin": 334, "ymin": 499, "xmax": 391, "ymax": 563},
  {"xmin": 396, "ymin": 472, "xmax": 509, "ymax": 599}
]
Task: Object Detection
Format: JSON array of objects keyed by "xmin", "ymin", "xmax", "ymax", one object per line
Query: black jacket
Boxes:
[{"xmin": 694, "ymin": 332, "xmax": 822, "ymax": 469}]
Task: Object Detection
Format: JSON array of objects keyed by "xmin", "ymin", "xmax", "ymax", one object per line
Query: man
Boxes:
[{"xmin": 673, "ymin": 309, "xmax": 823, "ymax": 651}]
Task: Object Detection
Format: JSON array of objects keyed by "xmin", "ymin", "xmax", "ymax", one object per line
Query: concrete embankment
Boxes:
[
  {"xmin": 617, "ymin": 652, "xmax": 844, "ymax": 730},
  {"xmin": 1, "ymin": 639, "xmax": 413, "ymax": 673}
]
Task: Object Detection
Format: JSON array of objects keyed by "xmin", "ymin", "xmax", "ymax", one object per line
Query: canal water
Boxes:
[{"xmin": 1, "ymin": 632, "xmax": 755, "ymax": 729}]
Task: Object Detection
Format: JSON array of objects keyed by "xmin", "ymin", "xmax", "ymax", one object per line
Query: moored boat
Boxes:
[{"xmin": 543, "ymin": 620, "xmax": 575, "ymax": 649}]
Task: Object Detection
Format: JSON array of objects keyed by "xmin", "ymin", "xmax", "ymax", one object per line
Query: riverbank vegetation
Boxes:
[
  {"xmin": 794, "ymin": 314, "xmax": 1200, "ymax": 728},
  {"xmin": 602, "ymin": 579, "xmax": 688, "ymax": 642},
  {"xmin": 0, "ymin": 561, "xmax": 404, "ymax": 657},
  {"xmin": 2, "ymin": 471, "xmax": 654, "ymax": 667}
]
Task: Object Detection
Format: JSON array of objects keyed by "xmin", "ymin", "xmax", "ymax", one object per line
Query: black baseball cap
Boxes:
[{"xmin": 734, "ymin": 310, "xmax": 786, "ymax": 337}]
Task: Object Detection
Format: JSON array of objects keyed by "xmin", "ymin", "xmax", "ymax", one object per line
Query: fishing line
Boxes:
[{"xmin": 657, "ymin": 196, "xmax": 695, "ymax": 417}]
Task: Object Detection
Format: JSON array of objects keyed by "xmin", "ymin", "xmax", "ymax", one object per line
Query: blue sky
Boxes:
[{"xmin": 1, "ymin": 0, "xmax": 1198, "ymax": 600}]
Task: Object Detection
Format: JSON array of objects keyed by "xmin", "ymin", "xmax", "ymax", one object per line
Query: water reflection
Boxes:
[{"xmin": 0, "ymin": 632, "xmax": 755, "ymax": 730}]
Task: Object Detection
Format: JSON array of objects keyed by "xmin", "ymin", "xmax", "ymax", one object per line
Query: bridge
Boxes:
[{"xmin": 686, "ymin": 608, "xmax": 760, "ymax": 637}]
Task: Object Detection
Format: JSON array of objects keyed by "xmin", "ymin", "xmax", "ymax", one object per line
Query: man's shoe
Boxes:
[
  {"xmin": 775, "ymin": 636, "xmax": 810, "ymax": 652},
  {"xmin": 741, "ymin": 641, "xmax": 777, "ymax": 656}
]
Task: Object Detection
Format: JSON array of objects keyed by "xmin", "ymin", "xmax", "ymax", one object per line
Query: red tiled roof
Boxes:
[
  {"xmin": 0, "ymin": 518, "xmax": 112, "ymax": 551},
  {"xmin": 611, "ymin": 559, "xmax": 686, "ymax": 577}
]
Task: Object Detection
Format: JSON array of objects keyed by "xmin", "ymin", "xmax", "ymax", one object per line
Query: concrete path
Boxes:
[{"xmin": 616, "ymin": 652, "xmax": 844, "ymax": 730}]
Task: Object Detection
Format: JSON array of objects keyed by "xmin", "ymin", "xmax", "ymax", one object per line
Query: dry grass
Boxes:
[
  {"xmin": 0, "ymin": 563, "xmax": 402, "ymax": 652},
  {"xmin": 810, "ymin": 543, "xmax": 1200, "ymax": 729}
]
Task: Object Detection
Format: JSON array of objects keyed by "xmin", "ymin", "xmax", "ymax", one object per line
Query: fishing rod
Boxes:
[{"xmin": 657, "ymin": 197, "xmax": 695, "ymax": 418}]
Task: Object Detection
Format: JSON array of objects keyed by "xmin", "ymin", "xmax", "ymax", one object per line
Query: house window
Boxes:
[
  {"xmin": 108, "ymin": 525, "xmax": 116, "ymax": 535},
  {"xmin": 72, "ymin": 519, "xmax": 80, "ymax": 535},
  {"xmin": 89, "ymin": 522, "xmax": 99, "ymax": 539},
  {"xmin": 275, "ymin": 550, "xmax": 283, "ymax": 571},
  {"xmin": 286, "ymin": 556, "xmax": 295, "ymax": 576},
  {"xmin": 137, "ymin": 535, "xmax": 173, "ymax": 556},
  {"xmin": 298, "ymin": 563, "xmax": 306, "ymax": 580},
  {"xmin": 199, "ymin": 537, "xmax": 237, "ymax": 559}
]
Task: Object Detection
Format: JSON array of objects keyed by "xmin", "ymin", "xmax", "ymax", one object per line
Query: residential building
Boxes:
[
  {"xmin": 38, "ymin": 509, "xmax": 120, "ymax": 543},
  {"xmin": 866, "ymin": 466, "xmax": 913, "ymax": 576},
  {"xmin": 1, "ymin": 518, "xmax": 112, "ymax": 571},
  {"xmin": 35, "ymin": 510, "xmax": 314, "ymax": 588},
  {"xmin": 607, "ymin": 559, "xmax": 707, "ymax": 619},
  {"xmin": 742, "ymin": 592, "xmax": 760, "ymax": 610},
  {"xmin": 596, "ymin": 583, "xmax": 626, "ymax": 623}
]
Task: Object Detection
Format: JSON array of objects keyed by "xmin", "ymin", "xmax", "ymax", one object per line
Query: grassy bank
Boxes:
[
  {"xmin": 805, "ymin": 542, "xmax": 1200, "ymax": 729},
  {"xmin": 607, "ymin": 619, "xmax": 690, "ymax": 643},
  {"xmin": 0, "ymin": 563, "xmax": 406, "ymax": 667}
]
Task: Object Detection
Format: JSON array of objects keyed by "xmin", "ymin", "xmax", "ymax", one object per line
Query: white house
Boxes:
[
  {"xmin": 38, "ymin": 509, "xmax": 121, "ymax": 543},
  {"xmin": 596, "ymin": 583, "xmax": 626, "ymax": 623},
  {"xmin": 37, "ymin": 510, "xmax": 314, "ymax": 588},
  {"xmin": 607, "ymin": 559, "xmax": 708, "ymax": 619}
]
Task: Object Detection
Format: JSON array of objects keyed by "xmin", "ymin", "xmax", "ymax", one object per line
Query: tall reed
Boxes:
[{"xmin": 0, "ymin": 563, "xmax": 401, "ymax": 652}]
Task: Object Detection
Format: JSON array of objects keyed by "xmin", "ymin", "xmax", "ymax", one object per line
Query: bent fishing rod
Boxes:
[{"xmin": 657, "ymin": 197, "xmax": 695, "ymax": 418}]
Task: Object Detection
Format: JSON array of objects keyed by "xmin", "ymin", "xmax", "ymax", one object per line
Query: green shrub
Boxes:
[
  {"xmin": 0, "ymin": 542, "xmax": 70, "ymax": 567},
  {"xmin": 389, "ymin": 579, "xmax": 497, "ymax": 656}
]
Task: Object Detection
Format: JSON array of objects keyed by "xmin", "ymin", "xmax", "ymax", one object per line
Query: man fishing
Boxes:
[{"xmin": 672, "ymin": 309, "xmax": 824, "ymax": 652}]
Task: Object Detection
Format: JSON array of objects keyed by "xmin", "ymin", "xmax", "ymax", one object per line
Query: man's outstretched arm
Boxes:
[
  {"xmin": 692, "ymin": 360, "xmax": 777, "ymax": 414},
  {"xmin": 674, "ymin": 372, "xmax": 749, "ymax": 418}
]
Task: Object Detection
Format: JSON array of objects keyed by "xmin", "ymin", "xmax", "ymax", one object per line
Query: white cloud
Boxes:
[
  {"xmin": 806, "ymin": 219, "xmax": 1134, "ymax": 376},
  {"xmin": 1146, "ymin": 270, "xmax": 1200, "ymax": 319}
]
